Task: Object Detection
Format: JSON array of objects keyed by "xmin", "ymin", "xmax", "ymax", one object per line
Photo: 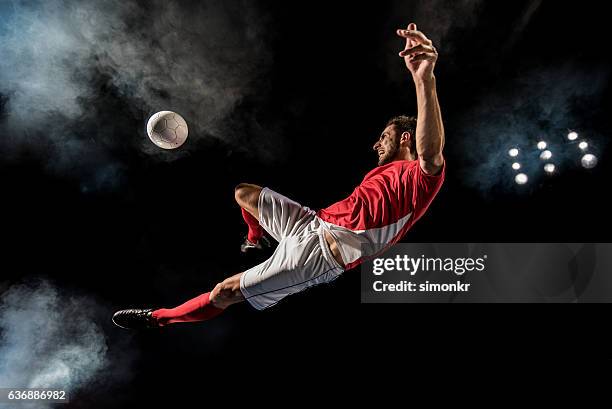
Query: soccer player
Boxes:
[{"xmin": 113, "ymin": 23, "xmax": 445, "ymax": 329}]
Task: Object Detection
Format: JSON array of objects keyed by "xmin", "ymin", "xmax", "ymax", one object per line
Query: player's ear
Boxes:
[{"xmin": 400, "ymin": 131, "xmax": 411, "ymax": 146}]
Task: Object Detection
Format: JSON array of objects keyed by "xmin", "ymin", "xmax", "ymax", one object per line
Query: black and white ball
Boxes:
[{"xmin": 146, "ymin": 111, "xmax": 188, "ymax": 149}]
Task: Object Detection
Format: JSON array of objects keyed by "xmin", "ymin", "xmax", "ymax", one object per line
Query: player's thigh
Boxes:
[
  {"xmin": 257, "ymin": 188, "xmax": 316, "ymax": 241},
  {"xmin": 234, "ymin": 183, "xmax": 262, "ymax": 219},
  {"xmin": 240, "ymin": 233, "xmax": 342, "ymax": 310}
]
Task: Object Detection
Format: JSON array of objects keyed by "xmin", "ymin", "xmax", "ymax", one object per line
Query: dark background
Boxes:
[{"xmin": 1, "ymin": 1, "xmax": 611, "ymax": 406}]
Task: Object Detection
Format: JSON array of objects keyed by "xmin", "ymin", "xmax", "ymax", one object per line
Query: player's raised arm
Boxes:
[{"xmin": 397, "ymin": 23, "xmax": 445, "ymax": 175}]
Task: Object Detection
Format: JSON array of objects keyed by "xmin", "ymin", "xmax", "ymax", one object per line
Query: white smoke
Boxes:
[
  {"xmin": 0, "ymin": 0, "xmax": 275, "ymax": 189},
  {"xmin": 0, "ymin": 280, "xmax": 109, "ymax": 408}
]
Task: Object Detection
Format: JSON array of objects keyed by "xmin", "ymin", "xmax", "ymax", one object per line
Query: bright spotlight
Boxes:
[
  {"xmin": 581, "ymin": 154, "xmax": 598, "ymax": 169},
  {"xmin": 579, "ymin": 141, "xmax": 588, "ymax": 150},
  {"xmin": 539, "ymin": 150, "xmax": 552, "ymax": 160},
  {"xmin": 544, "ymin": 163, "xmax": 555, "ymax": 174},
  {"xmin": 508, "ymin": 148, "xmax": 519, "ymax": 157},
  {"xmin": 512, "ymin": 162, "xmax": 521, "ymax": 170},
  {"xmin": 515, "ymin": 173, "xmax": 528, "ymax": 185},
  {"xmin": 537, "ymin": 141, "xmax": 547, "ymax": 150},
  {"xmin": 568, "ymin": 131, "xmax": 578, "ymax": 141}
]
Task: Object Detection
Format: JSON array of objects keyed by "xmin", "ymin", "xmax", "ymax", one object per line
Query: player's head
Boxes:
[{"xmin": 373, "ymin": 115, "xmax": 417, "ymax": 165}]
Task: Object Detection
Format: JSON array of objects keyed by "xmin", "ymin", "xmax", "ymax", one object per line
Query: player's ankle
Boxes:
[
  {"xmin": 151, "ymin": 309, "xmax": 169, "ymax": 326},
  {"xmin": 247, "ymin": 235, "xmax": 262, "ymax": 245}
]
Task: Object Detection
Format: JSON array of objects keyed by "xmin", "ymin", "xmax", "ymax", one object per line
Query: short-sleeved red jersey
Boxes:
[{"xmin": 316, "ymin": 159, "xmax": 445, "ymax": 270}]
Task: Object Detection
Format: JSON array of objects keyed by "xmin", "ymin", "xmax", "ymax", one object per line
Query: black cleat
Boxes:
[
  {"xmin": 240, "ymin": 235, "xmax": 271, "ymax": 253},
  {"xmin": 112, "ymin": 308, "xmax": 159, "ymax": 329}
]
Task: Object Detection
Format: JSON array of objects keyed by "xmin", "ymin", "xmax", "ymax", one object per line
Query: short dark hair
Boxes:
[{"xmin": 386, "ymin": 115, "xmax": 417, "ymax": 156}]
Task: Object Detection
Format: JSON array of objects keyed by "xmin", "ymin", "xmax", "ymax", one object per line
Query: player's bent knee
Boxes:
[
  {"xmin": 234, "ymin": 183, "xmax": 262, "ymax": 211},
  {"xmin": 234, "ymin": 184, "xmax": 247, "ymax": 205}
]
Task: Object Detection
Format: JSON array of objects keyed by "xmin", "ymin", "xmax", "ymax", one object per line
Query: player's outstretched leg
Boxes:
[
  {"xmin": 112, "ymin": 292, "xmax": 223, "ymax": 330},
  {"xmin": 235, "ymin": 183, "xmax": 271, "ymax": 252},
  {"xmin": 112, "ymin": 273, "xmax": 244, "ymax": 329}
]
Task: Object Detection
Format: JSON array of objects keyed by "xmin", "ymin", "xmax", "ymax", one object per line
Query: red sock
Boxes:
[
  {"xmin": 241, "ymin": 208, "xmax": 263, "ymax": 243},
  {"xmin": 152, "ymin": 292, "xmax": 224, "ymax": 326}
]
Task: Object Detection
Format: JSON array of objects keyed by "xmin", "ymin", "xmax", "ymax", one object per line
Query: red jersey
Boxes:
[{"xmin": 316, "ymin": 159, "xmax": 445, "ymax": 270}]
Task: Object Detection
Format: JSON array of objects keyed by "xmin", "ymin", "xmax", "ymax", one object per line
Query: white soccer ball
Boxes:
[{"xmin": 146, "ymin": 111, "xmax": 188, "ymax": 149}]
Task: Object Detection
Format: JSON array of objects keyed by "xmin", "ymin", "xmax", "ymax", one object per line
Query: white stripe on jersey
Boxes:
[{"xmin": 321, "ymin": 211, "xmax": 413, "ymax": 266}]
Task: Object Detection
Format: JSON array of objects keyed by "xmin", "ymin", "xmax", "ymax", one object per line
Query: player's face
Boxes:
[{"xmin": 373, "ymin": 125, "xmax": 400, "ymax": 166}]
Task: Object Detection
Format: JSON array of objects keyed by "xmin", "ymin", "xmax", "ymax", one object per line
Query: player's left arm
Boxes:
[{"xmin": 397, "ymin": 23, "xmax": 445, "ymax": 175}]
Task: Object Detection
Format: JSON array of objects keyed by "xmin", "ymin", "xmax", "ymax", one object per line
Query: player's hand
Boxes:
[{"xmin": 396, "ymin": 23, "xmax": 438, "ymax": 81}]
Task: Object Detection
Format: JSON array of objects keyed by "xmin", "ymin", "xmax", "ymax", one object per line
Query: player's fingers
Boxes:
[
  {"xmin": 408, "ymin": 52, "xmax": 438, "ymax": 63},
  {"xmin": 399, "ymin": 44, "xmax": 436, "ymax": 57},
  {"xmin": 396, "ymin": 29, "xmax": 432, "ymax": 45},
  {"xmin": 396, "ymin": 29, "xmax": 433, "ymax": 46},
  {"xmin": 403, "ymin": 22, "xmax": 417, "ymax": 48},
  {"xmin": 408, "ymin": 23, "xmax": 416, "ymax": 47}
]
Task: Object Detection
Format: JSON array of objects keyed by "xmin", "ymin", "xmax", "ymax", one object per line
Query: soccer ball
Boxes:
[{"xmin": 146, "ymin": 111, "xmax": 188, "ymax": 149}]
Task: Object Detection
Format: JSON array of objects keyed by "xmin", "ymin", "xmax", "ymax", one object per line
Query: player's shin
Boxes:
[
  {"xmin": 241, "ymin": 208, "xmax": 263, "ymax": 243},
  {"xmin": 151, "ymin": 292, "xmax": 224, "ymax": 326}
]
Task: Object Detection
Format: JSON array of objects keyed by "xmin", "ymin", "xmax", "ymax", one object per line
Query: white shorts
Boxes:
[{"xmin": 239, "ymin": 187, "xmax": 345, "ymax": 310}]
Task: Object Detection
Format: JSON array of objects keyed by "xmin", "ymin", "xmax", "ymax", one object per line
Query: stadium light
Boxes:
[
  {"xmin": 581, "ymin": 154, "xmax": 597, "ymax": 169},
  {"xmin": 515, "ymin": 173, "xmax": 528, "ymax": 185},
  {"xmin": 539, "ymin": 150, "xmax": 552, "ymax": 160}
]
